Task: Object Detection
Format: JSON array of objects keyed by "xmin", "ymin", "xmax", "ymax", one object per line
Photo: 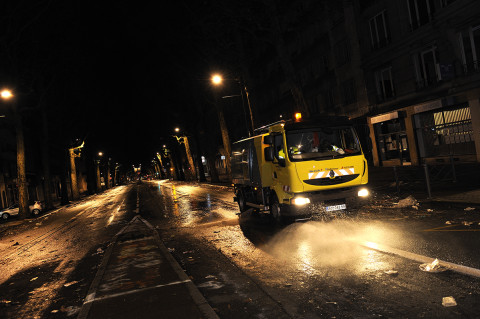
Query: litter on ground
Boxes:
[
  {"xmin": 464, "ymin": 207, "xmax": 476, "ymax": 211},
  {"xmin": 419, "ymin": 258, "xmax": 449, "ymax": 273},
  {"xmin": 384, "ymin": 270, "xmax": 398, "ymax": 276},
  {"xmin": 396, "ymin": 196, "xmax": 419, "ymax": 208},
  {"xmin": 442, "ymin": 296, "xmax": 457, "ymax": 307}
]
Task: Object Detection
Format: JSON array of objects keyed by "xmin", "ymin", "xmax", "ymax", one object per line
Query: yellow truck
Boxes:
[{"xmin": 231, "ymin": 115, "xmax": 369, "ymax": 222}]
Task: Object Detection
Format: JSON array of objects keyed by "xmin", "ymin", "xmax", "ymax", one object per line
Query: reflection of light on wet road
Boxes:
[{"xmin": 296, "ymin": 241, "xmax": 316, "ymax": 276}]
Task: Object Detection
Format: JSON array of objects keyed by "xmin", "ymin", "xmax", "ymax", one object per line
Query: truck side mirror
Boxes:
[
  {"xmin": 263, "ymin": 135, "xmax": 273, "ymax": 145},
  {"xmin": 264, "ymin": 147, "xmax": 274, "ymax": 161}
]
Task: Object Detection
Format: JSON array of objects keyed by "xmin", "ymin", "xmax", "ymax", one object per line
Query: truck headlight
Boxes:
[
  {"xmin": 358, "ymin": 188, "xmax": 369, "ymax": 197},
  {"xmin": 292, "ymin": 197, "xmax": 311, "ymax": 206}
]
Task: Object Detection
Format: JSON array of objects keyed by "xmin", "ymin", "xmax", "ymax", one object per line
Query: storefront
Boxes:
[
  {"xmin": 368, "ymin": 110, "xmax": 416, "ymax": 166},
  {"xmin": 368, "ymin": 97, "xmax": 480, "ymax": 167}
]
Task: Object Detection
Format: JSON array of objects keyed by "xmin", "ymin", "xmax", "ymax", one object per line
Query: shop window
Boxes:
[
  {"xmin": 369, "ymin": 11, "xmax": 390, "ymax": 49},
  {"xmin": 414, "ymin": 106, "xmax": 474, "ymax": 157},
  {"xmin": 374, "ymin": 117, "xmax": 411, "ymax": 165},
  {"xmin": 407, "ymin": 0, "xmax": 435, "ymax": 31},
  {"xmin": 375, "ymin": 66, "xmax": 395, "ymax": 102}
]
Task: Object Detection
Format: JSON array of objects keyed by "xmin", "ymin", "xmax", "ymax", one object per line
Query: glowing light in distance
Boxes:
[
  {"xmin": 1, "ymin": 89, "xmax": 13, "ymax": 100},
  {"xmin": 295, "ymin": 112, "xmax": 302, "ymax": 121},
  {"xmin": 211, "ymin": 74, "xmax": 222, "ymax": 85}
]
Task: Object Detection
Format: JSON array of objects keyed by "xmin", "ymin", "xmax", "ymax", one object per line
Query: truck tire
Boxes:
[
  {"xmin": 270, "ymin": 195, "xmax": 283, "ymax": 225},
  {"xmin": 236, "ymin": 190, "xmax": 248, "ymax": 213}
]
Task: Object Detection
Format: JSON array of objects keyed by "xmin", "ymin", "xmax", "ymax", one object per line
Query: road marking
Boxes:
[
  {"xmin": 82, "ymin": 279, "xmax": 191, "ymax": 304},
  {"xmin": 424, "ymin": 222, "xmax": 480, "ymax": 232},
  {"xmin": 363, "ymin": 241, "xmax": 480, "ymax": 278}
]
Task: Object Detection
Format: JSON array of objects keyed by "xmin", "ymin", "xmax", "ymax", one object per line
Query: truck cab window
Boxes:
[{"xmin": 273, "ymin": 134, "xmax": 286, "ymax": 162}]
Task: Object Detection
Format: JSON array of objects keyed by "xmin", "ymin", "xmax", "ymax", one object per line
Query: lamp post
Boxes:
[
  {"xmin": 211, "ymin": 74, "xmax": 232, "ymax": 178},
  {"xmin": 1, "ymin": 89, "xmax": 29, "ymax": 219},
  {"xmin": 95, "ymin": 152, "xmax": 103, "ymax": 192}
]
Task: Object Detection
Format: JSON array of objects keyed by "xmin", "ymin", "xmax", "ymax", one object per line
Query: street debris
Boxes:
[
  {"xmin": 464, "ymin": 207, "xmax": 476, "ymax": 211},
  {"xmin": 205, "ymin": 275, "xmax": 216, "ymax": 279},
  {"xmin": 426, "ymin": 209, "xmax": 433, "ymax": 212},
  {"xmin": 30, "ymin": 277, "xmax": 38, "ymax": 282},
  {"xmin": 64, "ymin": 281, "xmax": 79, "ymax": 287},
  {"xmin": 213, "ymin": 230, "xmax": 220, "ymax": 233},
  {"xmin": 92, "ymin": 248, "xmax": 104, "ymax": 256},
  {"xmin": 167, "ymin": 247, "xmax": 175, "ymax": 253},
  {"xmin": 445, "ymin": 221, "xmax": 452, "ymax": 225},
  {"xmin": 183, "ymin": 250, "xmax": 194, "ymax": 254},
  {"xmin": 197, "ymin": 280, "xmax": 224, "ymax": 289},
  {"xmin": 51, "ymin": 310, "xmax": 59, "ymax": 313},
  {"xmin": 462, "ymin": 221, "xmax": 474, "ymax": 226},
  {"xmin": 12, "ymin": 242, "xmax": 19, "ymax": 246},
  {"xmin": 0, "ymin": 300, "xmax": 12, "ymax": 305},
  {"xmin": 442, "ymin": 296, "xmax": 457, "ymax": 307},
  {"xmin": 384, "ymin": 270, "xmax": 398, "ymax": 276},
  {"xmin": 419, "ymin": 258, "xmax": 449, "ymax": 273},
  {"xmin": 395, "ymin": 196, "xmax": 419, "ymax": 209}
]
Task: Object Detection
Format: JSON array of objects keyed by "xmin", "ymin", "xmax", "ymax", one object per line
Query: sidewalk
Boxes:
[
  {"xmin": 368, "ymin": 165, "xmax": 480, "ymax": 206},
  {"xmin": 77, "ymin": 215, "xmax": 219, "ymax": 319}
]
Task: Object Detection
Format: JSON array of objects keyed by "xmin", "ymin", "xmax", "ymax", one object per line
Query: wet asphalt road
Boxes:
[{"xmin": 1, "ymin": 180, "xmax": 480, "ymax": 318}]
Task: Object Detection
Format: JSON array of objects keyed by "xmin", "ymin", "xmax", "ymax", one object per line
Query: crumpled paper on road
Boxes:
[{"xmin": 395, "ymin": 196, "xmax": 419, "ymax": 208}]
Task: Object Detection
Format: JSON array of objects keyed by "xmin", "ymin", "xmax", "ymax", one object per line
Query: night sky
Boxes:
[{"xmin": 1, "ymin": 1, "xmax": 229, "ymax": 169}]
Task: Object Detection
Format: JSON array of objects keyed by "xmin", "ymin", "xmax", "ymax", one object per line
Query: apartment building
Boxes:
[{"xmin": 243, "ymin": 0, "xmax": 480, "ymax": 167}]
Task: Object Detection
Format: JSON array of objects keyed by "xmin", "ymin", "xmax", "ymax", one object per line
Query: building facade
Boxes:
[{"xmin": 243, "ymin": 0, "xmax": 480, "ymax": 167}]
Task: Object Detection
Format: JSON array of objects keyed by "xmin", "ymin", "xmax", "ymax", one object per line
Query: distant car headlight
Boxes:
[
  {"xmin": 292, "ymin": 197, "xmax": 311, "ymax": 206},
  {"xmin": 358, "ymin": 188, "xmax": 369, "ymax": 197}
]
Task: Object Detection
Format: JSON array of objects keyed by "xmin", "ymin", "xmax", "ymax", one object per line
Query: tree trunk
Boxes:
[
  {"xmin": 214, "ymin": 99, "xmax": 232, "ymax": 178},
  {"xmin": 183, "ymin": 136, "xmax": 197, "ymax": 181},
  {"xmin": 206, "ymin": 153, "xmax": 220, "ymax": 183},
  {"xmin": 69, "ymin": 149, "xmax": 79, "ymax": 200},
  {"xmin": 41, "ymin": 106, "xmax": 54, "ymax": 210},
  {"xmin": 60, "ymin": 150, "xmax": 70, "ymax": 205},
  {"xmin": 193, "ymin": 133, "xmax": 207, "ymax": 182},
  {"xmin": 95, "ymin": 160, "xmax": 101, "ymax": 192},
  {"xmin": 15, "ymin": 109, "xmax": 29, "ymax": 219}
]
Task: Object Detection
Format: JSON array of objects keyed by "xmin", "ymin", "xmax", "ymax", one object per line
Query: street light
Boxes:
[
  {"xmin": 1, "ymin": 89, "xmax": 13, "ymax": 100},
  {"xmin": 211, "ymin": 74, "xmax": 223, "ymax": 85}
]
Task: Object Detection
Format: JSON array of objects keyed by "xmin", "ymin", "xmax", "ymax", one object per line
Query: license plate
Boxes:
[{"xmin": 325, "ymin": 204, "xmax": 346, "ymax": 212}]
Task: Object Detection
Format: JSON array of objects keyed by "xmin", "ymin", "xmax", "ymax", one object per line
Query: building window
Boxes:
[
  {"xmin": 407, "ymin": 0, "xmax": 435, "ymax": 31},
  {"xmin": 341, "ymin": 79, "xmax": 356, "ymax": 105},
  {"xmin": 369, "ymin": 11, "xmax": 390, "ymax": 49},
  {"xmin": 413, "ymin": 46, "xmax": 440, "ymax": 88},
  {"xmin": 459, "ymin": 25, "xmax": 480, "ymax": 74},
  {"xmin": 414, "ymin": 106, "xmax": 474, "ymax": 157},
  {"xmin": 375, "ymin": 66, "xmax": 395, "ymax": 101}
]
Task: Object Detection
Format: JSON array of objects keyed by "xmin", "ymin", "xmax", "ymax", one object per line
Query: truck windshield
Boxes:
[{"xmin": 286, "ymin": 126, "xmax": 361, "ymax": 161}]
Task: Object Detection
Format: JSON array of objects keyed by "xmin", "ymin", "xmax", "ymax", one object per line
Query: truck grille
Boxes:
[{"xmin": 303, "ymin": 174, "xmax": 359, "ymax": 186}]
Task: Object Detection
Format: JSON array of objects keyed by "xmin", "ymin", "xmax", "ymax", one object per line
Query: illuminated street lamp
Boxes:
[
  {"xmin": 0, "ymin": 89, "xmax": 13, "ymax": 100},
  {"xmin": 211, "ymin": 74, "xmax": 223, "ymax": 85}
]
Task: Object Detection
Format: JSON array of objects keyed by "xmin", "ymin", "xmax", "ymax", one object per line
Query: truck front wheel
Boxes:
[{"xmin": 270, "ymin": 195, "xmax": 283, "ymax": 225}]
